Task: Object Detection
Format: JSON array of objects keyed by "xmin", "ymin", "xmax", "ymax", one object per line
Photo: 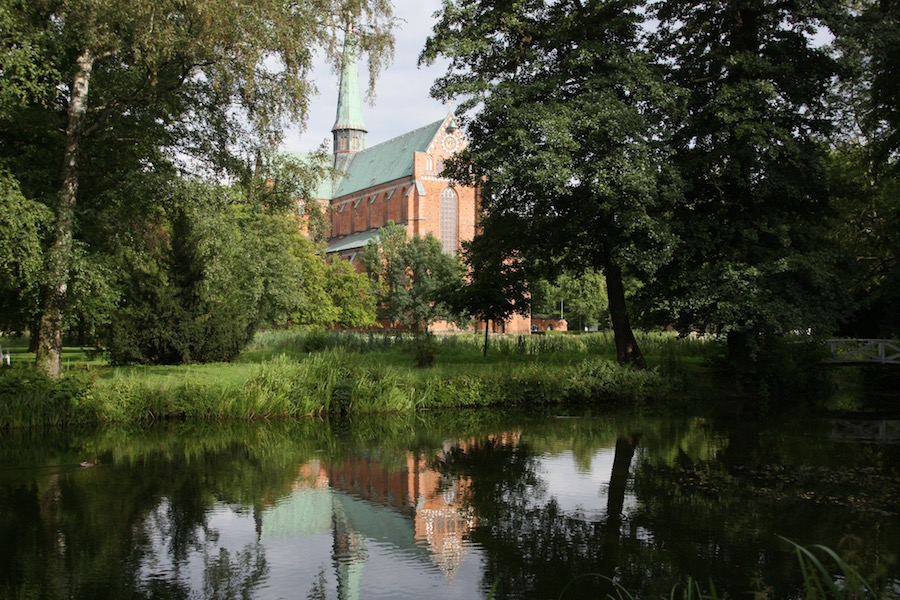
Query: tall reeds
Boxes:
[{"xmin": 2, "ymin": 331, "xmax": 701, "ymax": 427}]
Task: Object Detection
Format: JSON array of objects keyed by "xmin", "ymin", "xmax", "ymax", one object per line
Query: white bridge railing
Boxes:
[
  {"xmin": 824, "ymin": 339, "xmax": 900, "ymax": 365},
  {"xmin": 829, "ymin": 419, "xmax": 900, "ymax": 444}
]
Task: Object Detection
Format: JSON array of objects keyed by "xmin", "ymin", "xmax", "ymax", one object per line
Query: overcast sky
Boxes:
[{"xmin": 283, "ymin": 0, "xmax": 452, "ymax": 154}]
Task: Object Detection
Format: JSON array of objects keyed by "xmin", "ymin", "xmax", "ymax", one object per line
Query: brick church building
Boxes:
[{"xmin": 310, "ymin": 28, "xmax": 532, "ymax": 334}]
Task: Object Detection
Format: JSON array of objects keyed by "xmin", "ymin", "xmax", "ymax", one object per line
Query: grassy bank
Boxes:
[{"xmin": 0, "ymin": 330, "xmax": 726, "ymax": 427}]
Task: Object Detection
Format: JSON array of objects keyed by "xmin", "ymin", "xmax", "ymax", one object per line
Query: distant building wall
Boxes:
[{"xmin": 531, "ymin": 318, "xmax": 568, "ymax": 332}]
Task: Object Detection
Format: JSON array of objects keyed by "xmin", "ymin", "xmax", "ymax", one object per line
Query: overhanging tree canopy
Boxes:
[
  {"xmin": 638, "ymin": 0, "xmax": 848, "ymax": 361},
  {"xmin": 421, "ymin": 0, "xmax": 681, "ymax": 366},
  {"xmin": 0, "ymin": 0, "xmax": 395, "ymax": 376}
]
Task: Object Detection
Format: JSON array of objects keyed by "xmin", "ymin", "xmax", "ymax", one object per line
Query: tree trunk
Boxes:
[
  {"xmin": 483, "ymin": 320, "xmax": 489, "ymax": 357},
  {"xmin": 603, "ymin": 255, "xmax": 646, "ymax": 368},
  {"xmin": 35, "ymin": 49, "xmax": 94, "ymax": 378},
  {"xmin": 28, "ymin": 321, "xmax": 40, "ymax": 353}
]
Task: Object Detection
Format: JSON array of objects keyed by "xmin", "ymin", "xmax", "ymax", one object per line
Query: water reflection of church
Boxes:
[{"xmin": 255, "ymin": 446, "xmax": 476, "ymax": 597}]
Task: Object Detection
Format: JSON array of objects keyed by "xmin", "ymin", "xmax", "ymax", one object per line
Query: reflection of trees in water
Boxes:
[
  {"xmin": 438, "ymin": 434, "xmax": 640, "ymax": 599},
  {"xmin": 305, "ymin": 565, "xmax": 329, "ymax": 600},
  {"xmin": 134, "ymin": 499, "xmax": 269, "ymax": 600},
  {"xmin": 4, "ymin": 414, "xmax": 898, "ymax": 598},
  {"xmin": 629, "ymin": 420, "xmax": 900, "ymax": 598},
  {"xmin": 201, "ymin": 546, "xmax": 268, "ymax": 600},
  {"xmin": 0, "ymin": 433, "xmax": 284, "ymax": 600},
  {"xmin": 438, "ymin": 417, "xmax": 900, "ymax": 599}
]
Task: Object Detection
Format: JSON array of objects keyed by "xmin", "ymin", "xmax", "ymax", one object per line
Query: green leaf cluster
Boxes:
[
  {"xmin": 425, "ymin": 0, "xmax": 900, "ymax": 362},
  {"xmin": 0, "ymin": 0, "xmax": 395, "ymax": 374},
  {"xmin": 105, "ymin": 179, "xmax": 376, "ymax": 365},
  {"xmin": 361, "ymin": 222, "xmax": 466, "ymax": 333},
  {"xmin": 423, "ymin": 0, "xmax": 680, "ymax": 366},
  {"xmin": 638, "ymin": 0, "xmax": 848, "ymax": 350},
  {"xmin": 0, "ymin": 169, "xmax": 49, "ymax": 334},
  {"xmin": 530, "ymin": 269, "xmax": 609, "ymax": 330}
]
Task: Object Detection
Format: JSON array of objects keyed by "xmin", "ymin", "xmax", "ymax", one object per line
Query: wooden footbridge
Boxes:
[{"xmin": 824, "ymin": 339, "xmax": 900, "ymax": 365}]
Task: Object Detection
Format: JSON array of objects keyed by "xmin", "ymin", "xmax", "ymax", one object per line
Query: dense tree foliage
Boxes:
[
  {"xmin": 827, "ymin": 146, "xmax": 900, "ymax": 336},
  {"xmin": 825, "ymin": 0, "xmax": 900, "ymax": 337},
  {"xmin": 452, "ymin": 230, "xmax": 530, "ymax": 355},
  {"xmin": 0, "ymin": 170, "xmax": 49, "ymax": 336},
  {"xmin": 3, "ymin": 0, "xmax": 900, "ymax": 375},
  {"xmin": 0, "ymin": 0, "xmax": 395, "ymax": 375},
  {"xmin": 637, "ymin": 0, "xmax": 848, "ymax": 361},
  {"xmin": 422, "ymin": 0, "xmax": 681, "ymax": 367},
  {"xmin": 1, "ymin": 152, "xmax": 377, "ymax": 366},
  {"xmin": 325, "ymin": 258, "xmax": 379, "ymax": 330},
  {"xmin": 105, "ymin": 180, "xmax": 375, "ymax": 365},
  {"xmin": 531, "ymin": 269, "xmax": 609, "ymax": 331},
  {"xmin": 832, "ymin": 0, "xmax": 900, "ymax": 159},
  {"xmin": 423, "ymin": 0, "xmax": 900, "ymax": 366},
  {"xmin": 361, "ymin": 222, "xmax": 465, "ymax": 332}
]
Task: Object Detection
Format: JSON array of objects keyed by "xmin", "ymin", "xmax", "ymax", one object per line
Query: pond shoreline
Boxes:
[{"xmin": 1, "ymin": 331, "xmax": 894, "ymax": 428}]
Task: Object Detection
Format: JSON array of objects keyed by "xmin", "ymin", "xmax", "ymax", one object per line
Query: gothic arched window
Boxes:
[{"xmin": 440, "ymin": 187, "xmax": 458, "ymax": 255}]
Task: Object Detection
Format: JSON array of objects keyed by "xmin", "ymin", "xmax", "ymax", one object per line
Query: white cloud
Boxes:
[{"xmin": 283, "ymin": 0, "xmax": 451, "ymax": 153}]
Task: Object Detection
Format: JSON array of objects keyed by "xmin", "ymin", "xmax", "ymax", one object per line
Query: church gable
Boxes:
[
  {"xmin": 412, "ymin": 113, "xmax": 466, "ymax": 181},
  {"xmin": 424, "ymin": 114, "xmax": 464, "ymax": 161},
  {"xmin": 333, "ymin": 119, "xmax": 444, "ymax": 197}
]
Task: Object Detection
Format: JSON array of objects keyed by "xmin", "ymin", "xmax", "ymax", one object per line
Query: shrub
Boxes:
[
  {"xmin": 575, "ymin": 358, "xmax": 671, "ymax": 403},
  {"xmin": 408, "ymin": 333, "xmax": 438, "ymax": 368},
  {"xmin": 0, "ymin": 365, "xmax": 94, "ymax": 427}
]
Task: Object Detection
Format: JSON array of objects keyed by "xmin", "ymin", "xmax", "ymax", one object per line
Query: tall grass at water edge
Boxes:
[
  {"xmin": 0, "ymin": 365, "xmax": 94, "ymax": 427},
  {"xmin": 1, "ymin": 331, "xmax": 711, "ymax": 427},
  {"xmin": 241, "ymin": 350, "xmax": 671, "ymax": 415},
  {"xmin": 548, "ymin": 538, "xmax": 888, "ymax": 600},
  {"xmin": 246, "ymin": 329, "xmax": 714, "ymax": 366}
]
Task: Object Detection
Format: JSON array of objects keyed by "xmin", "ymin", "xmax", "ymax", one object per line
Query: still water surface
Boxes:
[{"xmin": 1, "ymin": 410, "xmax": 898, "ymax": 599}]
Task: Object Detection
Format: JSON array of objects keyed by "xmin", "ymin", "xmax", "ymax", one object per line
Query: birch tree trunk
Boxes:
[{"xmin": 35, "ymin": 49, "xmax": 93, "ymax": 378}]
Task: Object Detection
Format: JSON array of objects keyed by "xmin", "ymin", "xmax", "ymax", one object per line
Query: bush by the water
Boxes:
[{"xmin": 0, "ymin": 365, "xmax": 94, "ymax": 426}]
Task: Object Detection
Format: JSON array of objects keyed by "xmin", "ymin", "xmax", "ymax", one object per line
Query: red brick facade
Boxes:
[
  {"xmin": 324, "ymin": 114, "xmax": 477, "ymax": 260},
  {"xmin": 318, "ymin": 117, "xmax": 531, "ymax": 334}
]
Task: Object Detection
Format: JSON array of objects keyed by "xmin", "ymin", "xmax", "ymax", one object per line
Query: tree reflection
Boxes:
[
  {"xmin": 628, "ymin": 417, "xmax": 900, "ymax": 598},
  {"xmin": 437, "ymin": 431, "xmax": 641, "ymax": 599},
  {"xmin": 1, "ymin": 414, "xmax": 897, "ymax": 599},
  {"xmin": 0, "ymin": 425, "xmax": 287, "ymax": 599}
]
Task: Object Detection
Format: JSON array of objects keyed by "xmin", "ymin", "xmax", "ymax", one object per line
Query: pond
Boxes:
[{"xmin": 1, "ymin": 409, "xmax": 898, "ymax": 599}]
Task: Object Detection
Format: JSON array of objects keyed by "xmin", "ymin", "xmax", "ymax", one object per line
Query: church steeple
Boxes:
[{"xmin": 332, "ymin": 23, "xmax": 367, "ymax": 172}]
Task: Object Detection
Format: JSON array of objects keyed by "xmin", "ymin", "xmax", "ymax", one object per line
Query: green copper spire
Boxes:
[{"xmin": 333, "ymin": 23, "xmax": 367, "ymax": 171}]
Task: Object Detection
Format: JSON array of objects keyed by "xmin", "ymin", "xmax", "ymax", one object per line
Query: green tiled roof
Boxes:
[
  {"xmin": 333, "ymin": 119, "xmax": 444, "ymax": 197},
  {"xmin": 326, "ymin": 223, "xmax": 410, "ymax": 255},
  {"xmin": 326, "ymin": 229, "xmax": 381, "ymax": 254}
]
